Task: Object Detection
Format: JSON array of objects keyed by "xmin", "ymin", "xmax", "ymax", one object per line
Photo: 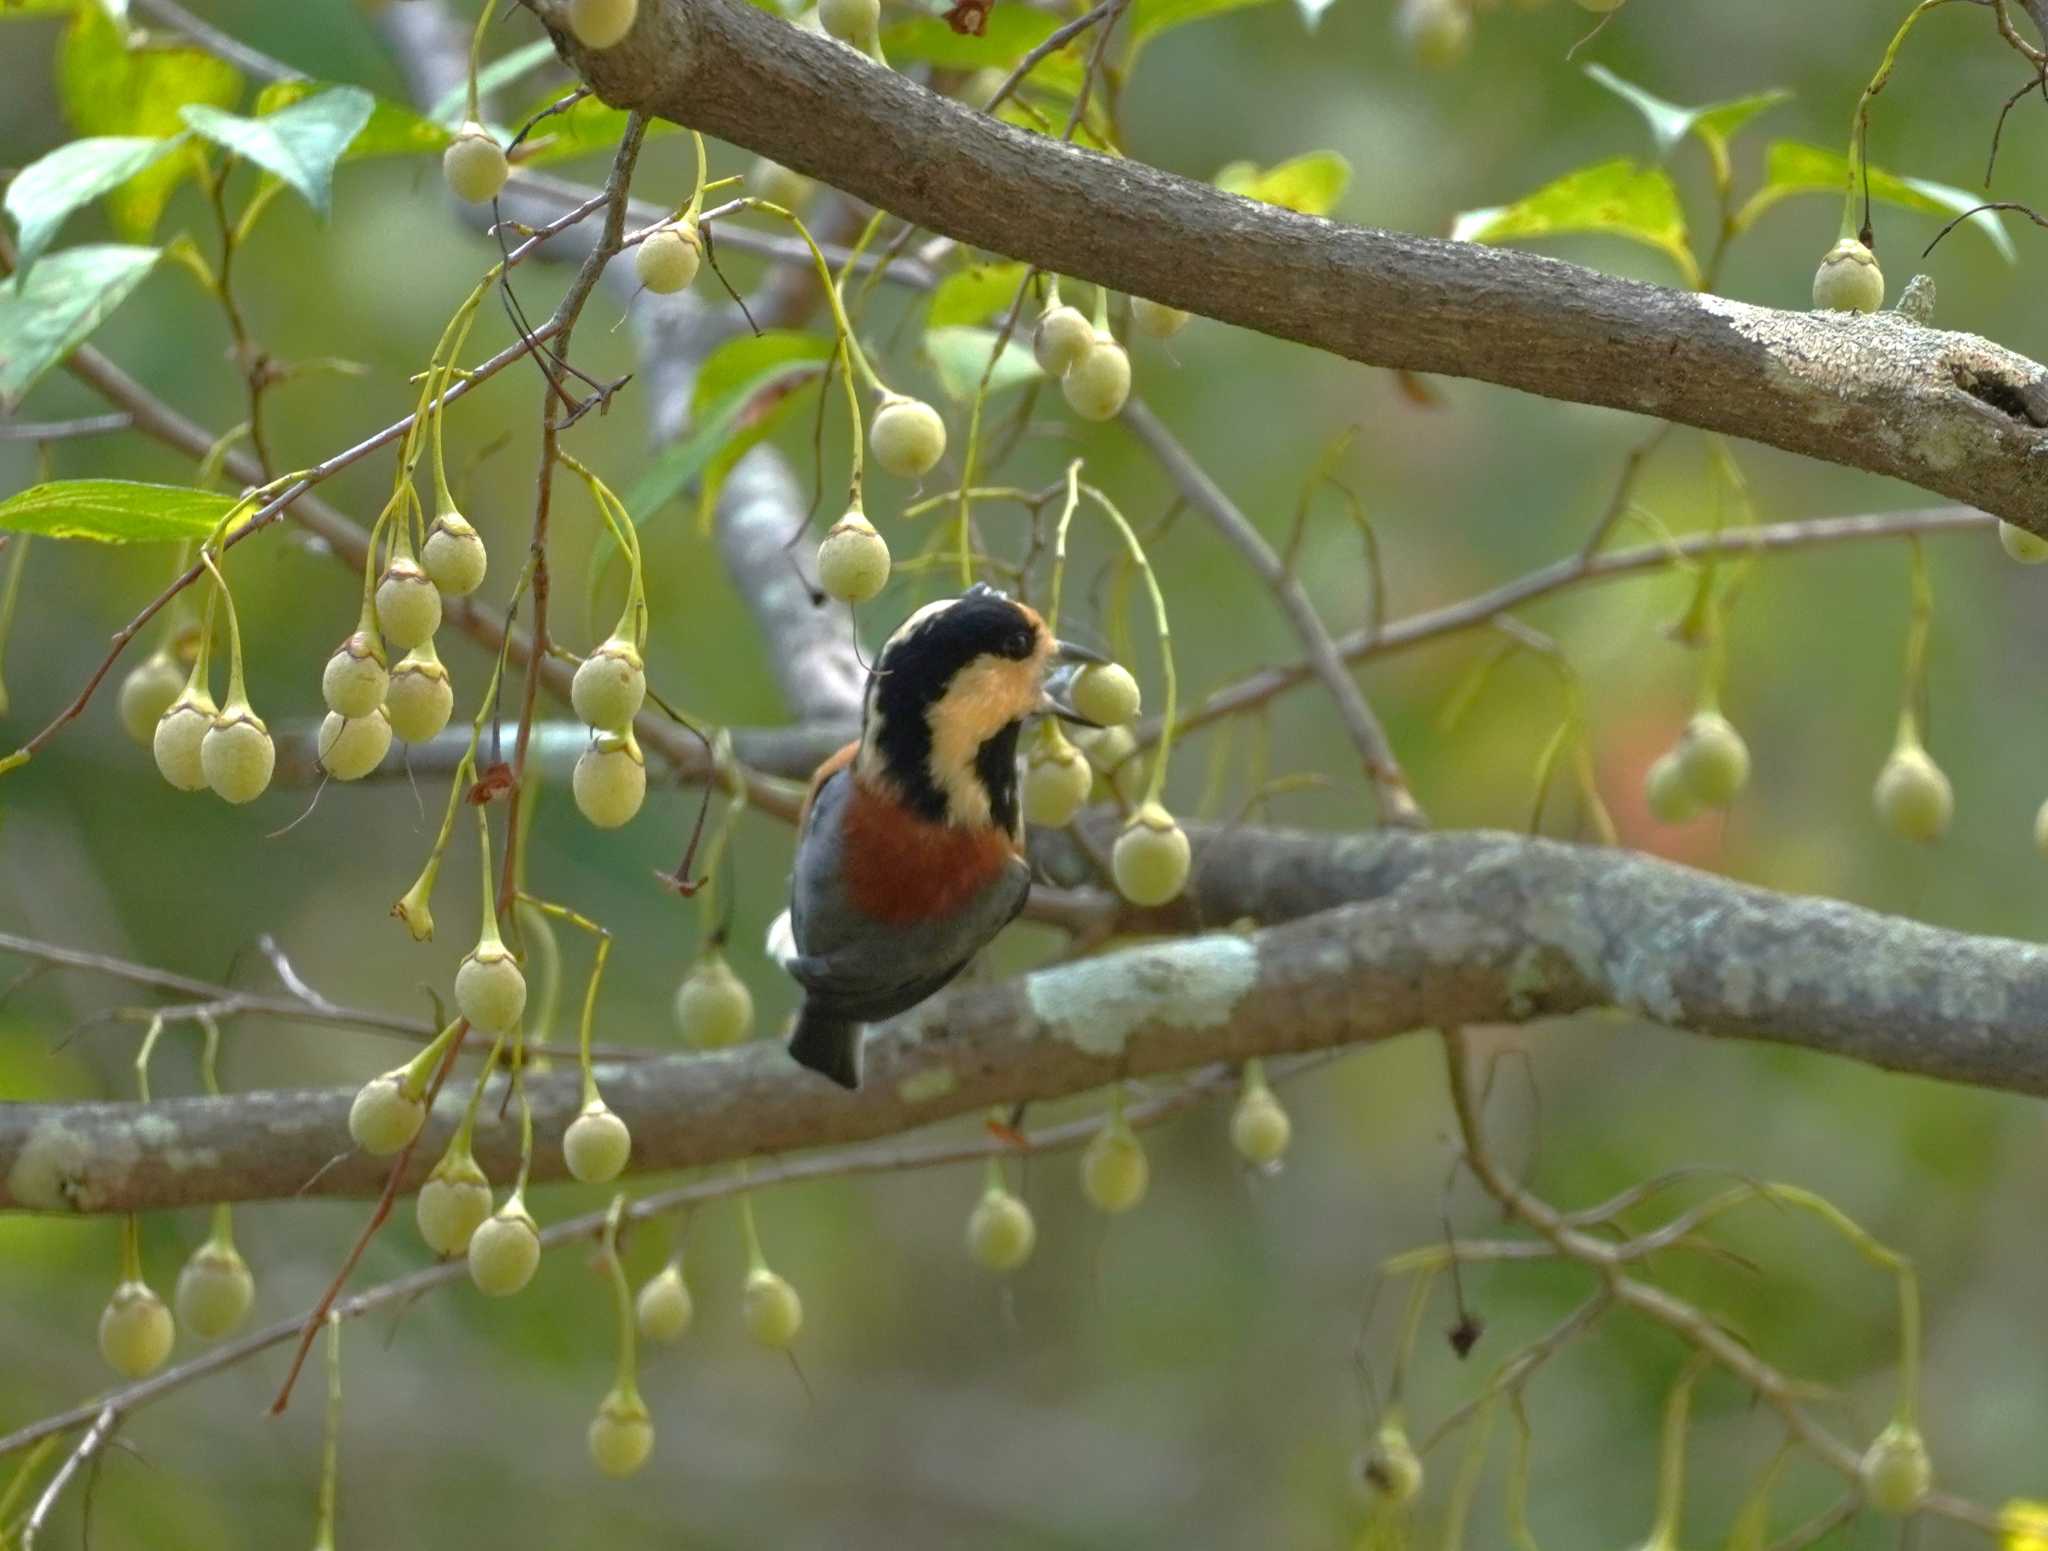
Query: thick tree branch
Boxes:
[
  {"xmin": 534, "ymin": 0, "xmax": 2048, "ymax": 527},
  {"xmin": 11, "ymin": 826, "xmax": 2048, "ymax": 1214}
]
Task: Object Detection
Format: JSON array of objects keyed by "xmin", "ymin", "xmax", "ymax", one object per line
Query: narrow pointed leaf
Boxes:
[
  {"xmin": 0, "ymin": 480, "xmax": 235, "ymax": 544},
  {"xmin": 180, "ymin": 87, "xmax": 374, "ymax": 218},
  {"xmin": 5, "ymin": 135, "xmax": 186, "ymax": 273},
  {"xmin": 0, "ymin": 244, "xmax": 160, "ymax": 408}
]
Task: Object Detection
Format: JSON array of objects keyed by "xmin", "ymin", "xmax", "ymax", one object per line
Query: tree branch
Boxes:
[
  {"xmin": 11, "ymin": 825, "xmax": 2048, "ymax": 1214},
  {"xmin": 535, "ymin": 0, "xmax": 2048, "ymax": 527}
]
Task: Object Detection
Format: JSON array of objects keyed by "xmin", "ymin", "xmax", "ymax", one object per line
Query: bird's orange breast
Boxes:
[{"xmin": 840, "ymin": 780, "xmax": 1019, "ymax": 925}]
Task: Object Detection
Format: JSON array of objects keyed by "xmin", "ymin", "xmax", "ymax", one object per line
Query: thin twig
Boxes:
[{"xmin": 17, "ymin": 1404, "xmax": 115, "ymax": 1551}]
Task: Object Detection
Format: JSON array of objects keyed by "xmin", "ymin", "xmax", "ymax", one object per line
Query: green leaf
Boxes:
[
  {"xmin": 0, "ymin": 480, "xmax": 235, "ymax": 543},
  {"xmin": 1452, "ymin": 159, "xmax": 1700, "ymax": 288},
  {"xmin": 256, "ymin": 80, "xmax": 452, "ymax": 159},
  {"xmin": 926, "ymin": 261, "xmax": 1032, "ymax": 330},
  {"xmin": 0, "ymin": 0, "xmax": 79, "ymax": 19},
  {"xmin": 1215, "ymin": 150, "xmax": 1351, "ymax": 216},
  {"xmin": 621, "ymin": 331, "xmax": 833, "ymax": 520},
  {"xmin": 923, "ymin": 325, "xmax": 1042, "ymax": 402},
  {"xmin": 1583, "ymin": 66, "xmax": 1790, "ymax": 172},
  {"xmin": 58, "ymin": 1, "xmax": 242, "ymax": 240},
  {"xmin": 426, "ymin": 38, "xmax": 558, "ymax": 127},
  {"xmin": 1128, "ymin": 0, "xmax": 1277, "ymax": 55},
  {"xmin": 0, "ymin": 244, "xmax": 160, "ymax": 408},
  {"xmin": 602, "ymin": 333, "xmax": 833, "ymax": 612},
  {"xmin": 1734, "ymin": 140, "xmax": 2017, "ymax": 262},
  {"xmin": 881, "ymin": 7, "xmax": 1059, "ymax": 67},
  {"xmin": 5, "ymin": 135, "xmax": 187, "ymax": 274},
  {"xmin": 180, "ymin": 87, "xmax": 373, "ymax": 218},
  {"xmin": 513, "ymin": 90, "xmax": 677, "ymax": 168}
]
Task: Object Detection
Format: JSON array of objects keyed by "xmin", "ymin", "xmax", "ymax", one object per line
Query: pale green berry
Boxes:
[
  {"xmin": 673, "ymin": 951, "xmax": 754, "ymax": 1049},
  {"xmin": 119, "ymin": 649, "xmax": 187, "ymax": 745},
  {"xmin": 99, "ymin": 1279, "xmax": 174, "ymax": 1378},
  {"xmin": 748, "ymin": 157, "xmax": 811, "ymax": 209},
  {"xmin": 457, "ymin": 939, "xmax": 527, "ymax": 1032},
  {"xmin": 1023, "ymin": 729, "xmax": 1092, "ymax": 828},
  {"xmin": 1675, "ymin": 710, "xmax": 1749, "ymax": 807},
  {"xmin": 1075, "ymin": 722, "xmax": 1141, "ymax": 800},
  {"xmin": 443, "ymin": 122, "xmax": 508, "ymax": 204},
  {"xmin": 588, "ymin": 1386, "xmax": 653, "ymax": 1477},
  {"xmin": 1033, "ymin": 304, "xmax": 1094, "ymax": 375},
  {"xmin": 869, "ymin": 396, "xmax": 948, "ymax": 479},
  {"xmin": 1230, "ymin": 1086, "xmax": 1292, "ymax": 1166},
  {"xmin": 175, "ymin": 1238, "xmax": 254, "ymax": 1339},
  {"xmin": 468, "ymin": 1201, "xmax": 541, "ymax": 1296},
  {"xmin": 635, "ymin": 223, "xmax": 700, "ymax": 294},
  {"xmin": 742, "ymin": 1266, "xmax": 804, "ymax": 1349},
  {"xmin": 318, "ymin": 708, "xmax": 393, "ymax": 782},
  {"xmin": 202, "ymin": 704, "xmax": 275, "ymax": 804},
  {"xmin": 635, "ymin": 1263, "xmax": 693, "ymax": 1343},
  {"xmin": 1130, "ymin": 296, "xmax": 1191, "ymax": 339},
  {"xmin": 1081, "ymin": 1120, "xmax": 1149, "ymax": 1213},
  {"xmin": 153, "ymin": 687, "xmax": 217, "ymax": 791},
  {"xmin": 1357, "ymin": 1423, "xmax": 1424, "ymax": 1505},
  {"xmin": 817, "ymin": 512, "xmax": 890, "ymax": 603},
  {"xmin": 573, "ymin": 734, "xmax": 647, "ymax": 828},
  {"xmin": 571, "ymin": 637, "xmax": 646, "ymax": 731},
  {"xmin": 1113, "ymin": 802, "xmax": 1191, "ymax": 907},
  {"xmin": 1999, "ymin": 521, "xmax": 2048, "ymax": 564},
  {"xmin": 966, "ymin": 1188, "xmax": 1036, "ymax": 1272},
  {"xmin": 1874, "ymin": 743, "xmax": 1952, "ymax": 843},
  {"xmin": 385, "ymin": 645, "xmax": 454, "ymax": 743},
  {"xmin": 2034, "ymin": 797, "xmax": 2048, "ymax": 860},
  {"xmin": 349, "ymin": 1070, "xmax": 426, "ymax": 1155},
  {"xmin": 1813, "ymin": 237, "xmax": 1884, "ymax": 313},
  {"xmin": 416, "ymin": 1150, "xmax": 492, "ymax": 1256},
  {"xmin": 563, "ymin": 1100, "xmax": 632, "ymax": 1184},
  {"xmin": 1644, "ymin": 750, "xmax": 1701, "ymax": 826},
  {"xmin": 375, "ymin": 557, "xmax": 441, "ymax": 650},
  {"xmin": 570, "ymin": 0, "xmax": 639, "ymax": 46},
  {"xmin": 421, "ymin": 511, "xmax": 488, "ymax": 597},
  {"xmin": 1070, "ymin": 661, "xmax": 1141, "ymax": 725},
  {"xmin": 1397, "ymin": 0, "xmax": 1471, "ymax": 68},
  {"xmin": 1860, "ymin": 1421, "xmax": 1931, "ymax": 1515},
  {"xmin": 1062, "ymin": 332, "xmax": 1130, "ymax": 421},
  {"xmin": 322, "ymin": 631, "xmax": 389, "ymax": 718},
  {"xmin": 818, "ymin": 0, "xmax": 878, "ymax": 43}
]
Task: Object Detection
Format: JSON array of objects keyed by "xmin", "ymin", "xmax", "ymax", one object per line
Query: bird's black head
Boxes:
[{"xmin": 858, "ymin": 586, "xmax": 1053, "ymax": 832}]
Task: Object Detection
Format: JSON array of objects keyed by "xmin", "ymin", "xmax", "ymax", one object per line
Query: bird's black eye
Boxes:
[{"xmin": 1007, "ymin": 629, "xmax": 1034, "ymax": 659}]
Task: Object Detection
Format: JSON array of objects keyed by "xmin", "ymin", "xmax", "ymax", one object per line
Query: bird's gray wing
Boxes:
[{"xmin": 789, "ymin": 853, "xmax": 1031, "ymax": 1024}]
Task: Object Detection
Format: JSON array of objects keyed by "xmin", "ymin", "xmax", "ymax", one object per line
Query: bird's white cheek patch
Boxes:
[{"xmin": 1026, "ymin": 935, "xmax": 1260, "ymax": 1058}]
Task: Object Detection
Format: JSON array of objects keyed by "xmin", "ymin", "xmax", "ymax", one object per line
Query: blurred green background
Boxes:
[{"xmin": 5, "ymin": 0, "xmax": 2048, "ymax": 1545}]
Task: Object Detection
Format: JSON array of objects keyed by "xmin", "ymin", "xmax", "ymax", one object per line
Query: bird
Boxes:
[{"xmin": 767, "ymin": 584, "xmax": 1103, "ymax": 1089}]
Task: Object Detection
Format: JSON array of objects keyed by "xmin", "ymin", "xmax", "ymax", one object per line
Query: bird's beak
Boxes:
[{"xmin": 1040, "ymin": 640, "xmax": 1108, "ymax": 726}]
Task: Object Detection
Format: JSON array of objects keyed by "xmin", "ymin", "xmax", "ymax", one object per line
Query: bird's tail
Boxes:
[{"xmin": 787, "ymin": 1006, "xmax": 862, "ymax": 1090}]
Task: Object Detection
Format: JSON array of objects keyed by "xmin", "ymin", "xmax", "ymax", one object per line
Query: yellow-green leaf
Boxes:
[
  {"xmin": 1129, "ymin": 0, "xmax": 1278, "ymax": 55},
  {"xmin": 1215, "ymin": 151, "xmax": 1350, "ymax": 217},
  {"xmin": 1734, "ymin": 140, "xmax": 2016, "ymax": 262},
  {"xmin": 1452, "ymin": 158, "xmax": 1700, "ymax": 288},
  {"xmin": 927, "ymin": 262, "xmax": 1032, "ymax": 330},
  {"xmin": 257, "ymin": 80, "xmax": 452, "ymax": 159},
  {"xmin": 882, "ymin": 7, "xmax": 1058, "ymax": 68},
  {"xmin": 0, "ymin": 480, "xmax": 235, "ymax": 543},
  {"xmin": 58, "ymin": 1, "xmax": 242, "ymax": 240}
]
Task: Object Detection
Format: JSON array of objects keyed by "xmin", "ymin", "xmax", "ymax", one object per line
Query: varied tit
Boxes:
[{"xmin": 768, "ymin": 584, "xmax": 1104, "ymax": 1089}]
